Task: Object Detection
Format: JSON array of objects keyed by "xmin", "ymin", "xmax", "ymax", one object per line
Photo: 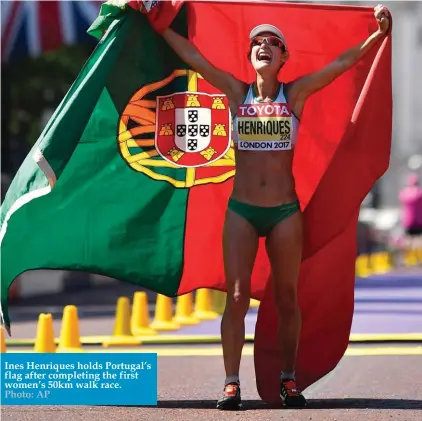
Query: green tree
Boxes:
[{"xmin": 2, "ymin": 44, "xmax": 94, "ymax": 176}]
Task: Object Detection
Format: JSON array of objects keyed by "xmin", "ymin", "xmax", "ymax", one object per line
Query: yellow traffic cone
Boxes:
[
  {"xmin": 416, "ymin": 248, "xmax": 422, "ymax": 264},
  {"xmin": 212, "ymin": 290, "xmax": 227, "ymax": 315},
  {"xmin": 369, "ymin": 253, "xmax": 380, "ymax": 274},
  {"xmin": 131, "ymin": 292, "xmax": 157, "ymax": 336},
  {"xmin": 103, "ymin": 297, "xmax": 141, "ymax": 346},
  {"xmin": 356, "ymin": 254, "xmax": 371, "ymax": 277},
  {"xmin": 173, "ymin": 293, "xmax": 200, "ymax": 325},
  {"xmin": 194, "ymin": 289, "xmax": 218, "ymax": 320},
  {"xmin": 150, "ymin": 295, "xmax": 180, "ymax": 331},
  {"xmin": 249, "ymin": 298, "xmax": 260, "ymax": 308},
  {"xmin": 382, "ymin": 251, "xmax": 393, "ymax": 272},
  {"xmin": 1, "ymin": 326, "xmax": 6, "ymax": 353},
  {"xmin": 34, "ymin": 313, "xmax": 56, "ymax": 353},
  {"xmin": 404, "ymin": 249, "xmax": 418, "ymax": 266},
  {"xmin": 370, "ymin": 252, "xmax": 391, "ymax": 274},
  {"xmin": 57, "ymin": 305, "xmax": 84, "ymax": 352}
]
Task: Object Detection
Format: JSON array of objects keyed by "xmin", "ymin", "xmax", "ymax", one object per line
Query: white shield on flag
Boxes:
[{"xmin": 174, "ymin": 108, "xmax": 211, "ymax": 153}]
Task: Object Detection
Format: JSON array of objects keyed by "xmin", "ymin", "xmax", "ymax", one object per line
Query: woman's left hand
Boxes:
[{"xmin": 374, "ymin": 4, "xmax": 391, "ymax": 34}]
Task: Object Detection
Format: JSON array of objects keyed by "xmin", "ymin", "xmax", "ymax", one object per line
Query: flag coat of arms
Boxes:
[
  {"xmin": 0, "ymin": 0, "xmax": 392, "ymax": 403},
  {"xmin": 154, "ymin": 92, "xmax": 231, "ymax": 167}
]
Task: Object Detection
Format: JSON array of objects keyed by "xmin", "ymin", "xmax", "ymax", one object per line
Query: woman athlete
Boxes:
[{"xmin": 161, "ymin": 3, "xmax": 390, "ymax": 410}]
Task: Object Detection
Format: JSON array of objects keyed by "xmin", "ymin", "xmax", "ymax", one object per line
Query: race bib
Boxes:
[{"xmin": 236, "ymin": 103, "xmax": 292, "ymax": 151}]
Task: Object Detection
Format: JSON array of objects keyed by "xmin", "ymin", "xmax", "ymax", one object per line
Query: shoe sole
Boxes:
[
  {"xmin": 216, "ymin": 400, "xmax": 242, "ymax": 410},
  {"xmin": 280, "ymin": 394, "xmax": 307, "ymax": 408}
]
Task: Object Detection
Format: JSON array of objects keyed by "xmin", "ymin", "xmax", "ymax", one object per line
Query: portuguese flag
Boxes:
[{"xmin": 0, "ymin": 0, "xmax": 391, "ymax": 402}]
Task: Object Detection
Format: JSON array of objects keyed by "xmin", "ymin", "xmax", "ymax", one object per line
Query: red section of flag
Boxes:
[
  {"xmin": 255, "ymin": 215, "xmax": 359, "ymax": 403},
  {"xmin": 178, "ymin": 0, "xmax": 392, "ymax": 401},
  {"xmin": 39, "ymin": 1, "xmax": 62, "ymax": 52},
  {"xmin": 255, "ymin": 29, "xmax": 392, "ymax": 403}
]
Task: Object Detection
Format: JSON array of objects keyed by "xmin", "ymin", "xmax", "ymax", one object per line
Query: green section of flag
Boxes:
[
  {"xmin": 0, "ymin": 10, "xmax": 127, "ymax": 231},
  {"xmin": 0, "ymin": 6, "xmax": 190, "ymax": 329}
]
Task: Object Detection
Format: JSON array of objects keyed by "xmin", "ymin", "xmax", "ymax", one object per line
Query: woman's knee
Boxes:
[{"xmin": 225, "ymin": 284, "xmax": 250, "ymax": 317}]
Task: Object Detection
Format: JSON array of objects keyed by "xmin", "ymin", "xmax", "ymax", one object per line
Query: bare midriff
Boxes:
[{"xmin": 231, "ymin": 148, "xmax": 297, "ymax": 207}]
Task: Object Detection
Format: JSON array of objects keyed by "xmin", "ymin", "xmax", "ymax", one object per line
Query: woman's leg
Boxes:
[
  {"xmin": 217, "ymin": 207, "xmax": 259, "ymax": 408},
  {"xmin": 265, "ymin": 210, "xmax": 306, "ymax": 407}
]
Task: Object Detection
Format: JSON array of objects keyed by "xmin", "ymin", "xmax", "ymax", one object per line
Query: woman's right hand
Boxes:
[{"xmin": 374, "ymin": 4, "xmax": 391, "ymax": 35}]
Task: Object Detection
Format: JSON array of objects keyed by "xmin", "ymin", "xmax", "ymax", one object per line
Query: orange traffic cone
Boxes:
[
  {"xmin": 1, "ymin": 326, "xmax": 6, "ymax": 353},
  {"xmin": 103, "ymin": 297, "xmax": 141, "ymax": 346},
  {"xmin": 194, "ymin": 289, "xmax": 218, "ymax": 320},
  {"xmin": 131, "ymin": 292, "xmax": 157, "ymax": 336},
  {"xmin": 150, "ymin": 295, "xmax": 180, "ymax": 330},
  {"xmin": 57, "ymin": 305, "xmax": 84, "ymax": 352},
  {"xmin": 34, "ymin": 313, "xmax": 56, "ymax": 353},
  {"xmin": 174, "ymin": 293, "xmax": 200, "ymax": 325}
]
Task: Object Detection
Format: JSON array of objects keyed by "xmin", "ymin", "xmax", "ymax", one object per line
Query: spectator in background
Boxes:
[{"xmin": 399, "ymin": 173, "xmax": 422, "ymax": 248}]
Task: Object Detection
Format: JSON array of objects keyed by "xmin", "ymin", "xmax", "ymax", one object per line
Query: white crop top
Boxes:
[{"xmin": 232, "ymin": 83, "xmax": 299, "ymax": 151}]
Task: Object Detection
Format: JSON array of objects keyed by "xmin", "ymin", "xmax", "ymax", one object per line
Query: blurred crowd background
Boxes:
[{"xmin": 1, "ymin": 1, "xmax": 421, "ymax": 301}]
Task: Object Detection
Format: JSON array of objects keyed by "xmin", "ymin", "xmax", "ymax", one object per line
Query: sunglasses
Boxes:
[{"xmin": 251, "ymin": 35, "xmax": 285, "ymax": 50}]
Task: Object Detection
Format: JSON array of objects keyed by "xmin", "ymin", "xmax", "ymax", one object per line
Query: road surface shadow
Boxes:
[{"xmin": 137, "ymin": 398, "xmax": 422, "ymax": 410}]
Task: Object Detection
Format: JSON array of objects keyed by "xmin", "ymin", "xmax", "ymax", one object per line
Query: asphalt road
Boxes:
[
  {"xmin": 2, "ymin": 347, "xmax": 422, "ymax": 421},
  {"xmin": 3, "ymin": 267, "xmax": 422, "ymax": 420}
]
